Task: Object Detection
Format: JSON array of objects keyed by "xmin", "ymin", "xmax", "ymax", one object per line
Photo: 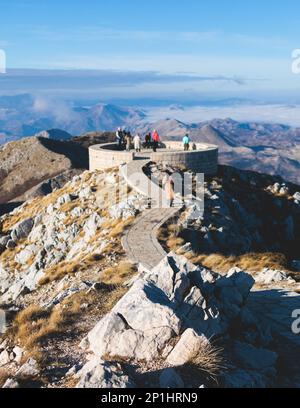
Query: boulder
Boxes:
[
  {"xmin": 15, "ymin": 244, "xmax": 39, "ymax": 265},
  {"xmin": 16, "ymin": 358, "xmax": 39, "ymax": 377},
  {"xmin": 0, "ymin": 349, "xmax": 10, "ymax": 366},
  {"xmin": 0, "ymin": 235, "xmax": 10, "ymax": 248},
  {"xmin": 2, "ymin": 378, "xmax": 20, "ymax": 388},
  {"xmin": 11, "ymin": 218, "xmax": 34, "ymax": 241},
  {"xmin": 76, "ymin": 357, "xmax": 135, "ymax": 388},
  {"xmin": 12, "ymin": 346, "xmax": 23, "ymax": 364},
  {"xmin": 166, "ymin": 329, "xmax": 209, "ymax": 367},
  {"xmin": 82, "ymin": 254, "xmax": 254, "ymax": 363},
  {"xmin": 110, "ymin": 201, "xmax": 137, "ymax": 220},
  {"xmin": 255, "ymin": 268, "xmax": 295, "ymax": 284},
  {"xmin": 293, "ymin": 192, "xmax": 300, "ymax": 203},
  {"xmin": 83, "ymin": 282, "xmax": 180, "ymax": 361},
  {"xmin": 56, "ymin": 193, "xmax": 72, "ymax": 207},
  {"xmin": 83, "ymin": 213, "xmax": 103, "ymax": 240},
  {"xmin": 79, "ymin": 187, "xmax": 93, "ymax": 200}
]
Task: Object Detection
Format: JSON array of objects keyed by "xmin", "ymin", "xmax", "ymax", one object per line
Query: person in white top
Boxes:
[{"xmin": 133, "ymin": 133, "xmax": 141, "ymax": 152}]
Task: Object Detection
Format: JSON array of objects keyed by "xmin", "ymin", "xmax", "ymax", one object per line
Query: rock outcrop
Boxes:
[{"xmin": 77, "ymin": 254, "xmax": 255, "ymax": 387}]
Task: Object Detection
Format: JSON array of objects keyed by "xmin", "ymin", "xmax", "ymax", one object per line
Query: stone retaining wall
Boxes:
[
  {"xmin": 89, "ymin": 144, "xmax": 134, "ymax": 171},
  {"xmin": 149, "ymin": 143, "xmax": 218, "ymax": 174},
  {"xmin": 89, "ymin": 142, "xmax": 218, "ymax": 174}
]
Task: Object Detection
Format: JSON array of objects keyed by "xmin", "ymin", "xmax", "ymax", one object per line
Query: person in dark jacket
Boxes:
[{"xmin": 144, "ymin": 133, "xmax": 151, "ymax": 149}]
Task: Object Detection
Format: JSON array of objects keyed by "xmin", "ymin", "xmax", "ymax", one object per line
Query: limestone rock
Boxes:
[
  {"xmin": 2, "ymin": 378, "xmax": 20, "ymax": 388},
  {"xmin": 15, "ymin": 244, "xmax": 39, "ymax": 265},
  {"xmin": 0, "ymin": 349, "xmax": 10, "ymax": 366},
  {"xmin": 16, "ymin": 358, "xmax": 39, "ymax": 377},
  {"xmin": 255, "ymin": 268, "xmax": 295, "ymax": 284},
  {"xmin": 11, "ymin": 218, "xmax": 34, "ymax": 241},
  {"xmin": 83, "ymin": 213, "xmax": 103, "ymax": 240},
  {"xmin": 293, "ymin": 192, "xmax": 300, "ymax": 203},
  {"xmin": 83, "ymin": 254, "xmax": 254, "ymax": 363},
  {"xmin": 76, "ymin": 357, "xmax": 135, "ymax": 388},
  {"xmin": 12, "ymin": 346, "xmax": 23, "ymax": 364},
  {"xmin": 79, "ymin": 187, "xmax": 93, "ymax": 200},
  {"xmin": 0, "ymin": 235, "xmax": 10, "ymax": 248},
  {"xmin": 166, "ymin": 329, "xmax": 210, "ymax": 367},
  {"xmin": 56, "ymin": 193, "xmax": 72, "ymax": 207}
]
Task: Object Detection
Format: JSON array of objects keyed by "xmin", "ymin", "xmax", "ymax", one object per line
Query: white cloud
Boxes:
[
  {"xmin": 146, "ymin": 104, "xmax": 300, "ymax": 127},
  {"xmin": 37, "ymin": 54, "xmax": 289, "ymax": 78}
]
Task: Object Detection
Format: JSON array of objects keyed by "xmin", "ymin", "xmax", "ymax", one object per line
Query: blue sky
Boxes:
[{"xmin": 1, "ymin": 0, "xmax": 300, "ymax": 100}]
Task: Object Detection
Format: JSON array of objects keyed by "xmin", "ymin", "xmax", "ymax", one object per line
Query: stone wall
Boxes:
[
  {"xmin": 89, "ymin": 142, "xmax": 218, "ymax": 175},
  {"xmin": 149, "ymin": 142, "xmax": 218, "ymax": 174},
  {"xmin": 89, "ymin": 144, "xmax": 134, "ymax": 171}
]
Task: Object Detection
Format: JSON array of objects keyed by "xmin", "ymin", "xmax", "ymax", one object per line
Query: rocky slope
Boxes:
[
  {"xmin": 0, "ymin": 164, "xmax": 299, "ymax": 388},
  {"xmin": 0, "ymin": 136, "xmax": 88, "ymax": 207}
]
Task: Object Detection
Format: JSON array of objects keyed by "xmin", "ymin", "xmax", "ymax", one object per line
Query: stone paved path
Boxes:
[{"xmin": 120, "ymin": 159, "xmax": 181, "ymax": 270}]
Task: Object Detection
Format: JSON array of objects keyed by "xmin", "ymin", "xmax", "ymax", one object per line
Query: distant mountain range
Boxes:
[
  {"xmin": 137, "ymin": 118, "xmax": 300, "ymax": 184},
  {"xmin": 0, "ymin": 94, "xmax": 145, "ymax": 144},
  {"xmin": 0, "ymin": 94, "xmax": 300, "ymax": 183}
]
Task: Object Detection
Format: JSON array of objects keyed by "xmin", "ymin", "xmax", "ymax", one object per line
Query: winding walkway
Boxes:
[{"xmin": 120, "ymin": 159, "xmax": 180, "ymax": 270}]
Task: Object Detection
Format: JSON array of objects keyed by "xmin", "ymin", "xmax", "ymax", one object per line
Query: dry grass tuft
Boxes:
[
  {"xmin": 0, "ymin": 368, "xmax": 12, "ymax": 388},
  {"xmin": 189, "ymin": 252, "xmax": 288, "ymax": 273},
  {"xmin": 189, "ymin": 341, "xmax": 225, "ymax": 378},
  {"xmin": 166, "ymin": 236, "xmax": 185, "ymax": 250},
  {"xmin": 39, "ymin": 259, "xmax": 81, "ymax": 285},
  {"xmin": 101, "ymin": 261, "xmax": 137, "ymax": 285},
  {"xmin": 158, "ymin": 222, "xmax": 184, "ymax": 252},
  {"xmin": 107, "ymin": 217, "xmax": 135, "ymax": 239},
  {"xmin": 11, "ymin": 305, "xmax": 63, "ymax": 362}
]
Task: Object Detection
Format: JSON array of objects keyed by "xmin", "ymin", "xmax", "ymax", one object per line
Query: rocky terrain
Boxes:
[
  {"xmin": 0, "ymin": 136, "xmax": 88, "ymax": 207},
  {"xmin": 0, "ymin": 161, "xmax": 299, "ymax": 388}
]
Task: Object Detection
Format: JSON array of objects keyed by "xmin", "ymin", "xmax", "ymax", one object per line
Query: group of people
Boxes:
[
  {"xmin": 116, "ymin": 128, "xmax": 161, "ymax": 152},
  {"xmin": 116, "ymin": 128, "xmax": 194, "ymax": 152}
]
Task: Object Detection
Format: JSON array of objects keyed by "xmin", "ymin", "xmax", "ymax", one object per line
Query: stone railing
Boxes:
[
  {"xmin": 89, "ymin": 141, "xmax": 218, "ymax": 175},
  {"xmin": 89, "ymin": 143, "xmax": 135, "ymax": 171}
]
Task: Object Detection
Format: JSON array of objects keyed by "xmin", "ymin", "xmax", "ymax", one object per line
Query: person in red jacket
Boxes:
[{"xmin": 152, "ymin": 129, "xmax": 160, "ymax": 152}]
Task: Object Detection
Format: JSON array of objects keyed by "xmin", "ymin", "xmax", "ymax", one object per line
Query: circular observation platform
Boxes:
[{"xmin": 89, "ymin": 141, "xmax": 219, "ymax": 175}]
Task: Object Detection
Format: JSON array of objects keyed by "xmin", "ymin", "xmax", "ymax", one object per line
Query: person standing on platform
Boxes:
[{"xmin": 152, "ymin": 129, "xmax": 160, "ymax": 152}]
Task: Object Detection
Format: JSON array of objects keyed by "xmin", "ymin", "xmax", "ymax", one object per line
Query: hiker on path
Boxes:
[
  {"xmin": 183, "ymin": 134, "xmax": 190, "ymax": 151},
  {"xmin": 162, "ymin": 172, "xmax": 175, "ymax": 208},
  {"xmin": 152, "ymin": 129, "xmax": 160, "ymax": 152},
  {"xmin": 133, "ymin": 133, "xmax": 141, "ymax": 152}
]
